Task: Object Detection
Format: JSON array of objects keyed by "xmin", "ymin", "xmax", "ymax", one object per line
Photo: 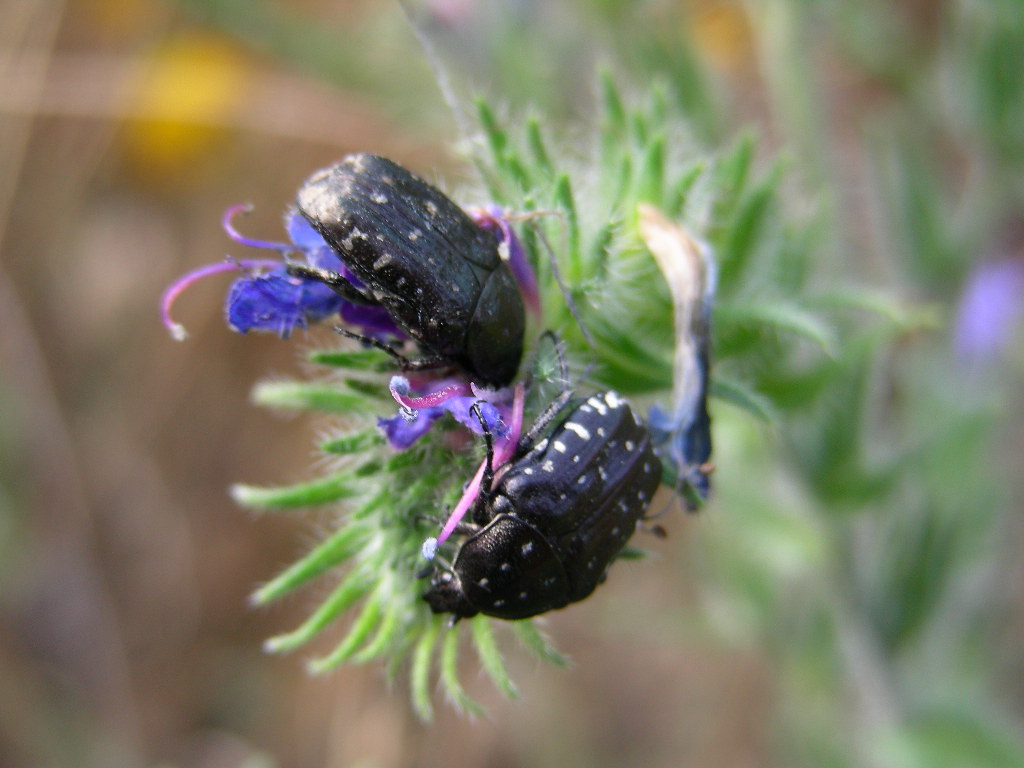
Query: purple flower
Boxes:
[
  {"xmin": 378, "ymin": 376, "xmax": 512, "ymax": 450},
  {"xmin": 418, "ymin": 381, "xmax": 526, "ymax": 559},
  {"xmin": 161, "ymin": 205, "xmax": 402, "ymax": 341},
  {"xmin": 954, "ymin": 259, "xmax": 1024, "ymax": 363}
]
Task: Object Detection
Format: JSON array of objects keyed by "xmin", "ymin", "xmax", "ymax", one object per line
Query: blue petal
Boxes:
[
  {"xmin": 378, "ymin": 397, "xmax": 509, "ymax": 450},
  {"xmin": 649, "ymin": 402, "xmax": 711, "ymax": 499},
  {"xmin": 442, "ymin": 397, "xmax": 509, "ymax": 438},
  {"xmin": 340, "ymin": 302, "xmax": 404, "ymax": 339},
  {"xmin": 378, "ymin": 407, "xmax": 445, "ymax": 449},
  {"xmin": 227, "ymin": 271, "xmax": 344, "ymax": 338},
  {"xmin": 285, "ymin": 210, "xmax": 329, "ymax": 251}
]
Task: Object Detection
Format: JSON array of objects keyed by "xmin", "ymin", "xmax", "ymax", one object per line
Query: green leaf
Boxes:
[
  {"xmin": 251, "ymin": 522, "xmax": 372, "ymax": 605},
  {"xmin": 231, "ymin": 474, "xmax": 361, "ymax": 509},
  {"xmin": 471, "ymin": 616, "xmax": 518, "ymax": 699},
  {"xmin": 308, "ymin": 349, "xmax": 392, "ymax": 370},
  {"xmin": 526, "ymin": 117, "xmax": 554, "ymax": 174},
  {"xmin": 717, "ymin": 174, "xmax": 778, "ymax": 292},
  {"xmin": 342, "ymin": 377, "xmax": 391, "ymax": 400},
  {"xmin": 309, "ymin": 590, "xmax": 384, "ymax": 671},
  {"xmin": 716, "ymin": 301, "xmax": 837, "ymax": 354},
  {"xmin": 410, "ymin": 618, "xmax": 441, "ymax": 721},
  {"xmin": 709, "ymin": 375, "xmax": 775, "ymax": 422},
  {"xmin": 251, "ymin": 381, "xmax": 369, "ymax": 413},
  {"xmin": 636, "ymin": 133, "xmax": 666, "ymax": 205},
  {"xmin": 321, "ymin": 429, "xmax": 385, "ymax": 455},
  {"xmin": 264, "ymin": 567, "xmax": 374, "ymax": 653},
  {"xmin": 513, "ymin": 622, "xmax": 570, "ymax": 668},
  {"xmin": 440, "ymin": 628, "xmax": 485, "ymax": 717},
  {"xmin": 352, "ymin": 596, "xmax": 404, "ymax": 663}
]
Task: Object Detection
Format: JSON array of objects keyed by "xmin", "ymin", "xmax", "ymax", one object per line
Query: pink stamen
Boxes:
[
  {"xmin": 389, "ymin": 377, "xmax": 470, "ymax": 410},
  {"xmin": 430, "ymin": 381, "xmax": 525, "ymax": 550},
  {"xmin": 222, "ymin": 204, "xmax": 293, "ymax": 251},
  {"xmin": 161, "ymin": 258, "xmax": 282, "ymax": 340},
  {"xmin": 494, "ymin": 381, "xmax": 525, "ymax": 466},
  {"xmin": 435, "ymin": 459, "xmax": 487, "ymax": 547}
]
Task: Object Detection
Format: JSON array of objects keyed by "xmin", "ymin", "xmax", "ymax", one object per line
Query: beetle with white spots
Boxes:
[{"xmin": 424, "ymin": 391, "xmax": 663, "ymax": 620}]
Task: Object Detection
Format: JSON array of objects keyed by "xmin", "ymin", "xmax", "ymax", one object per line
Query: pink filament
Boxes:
[
  {"xmin": 222, "ymin": 204, "xmax": 292, "ymax": 250},
  {"xmin": 432, "ymin": 382, "xmax": 525, "ymax": 548},
  {"xmin": 160, "ymin": 258, "xmax": 282, "ymax": 340}
]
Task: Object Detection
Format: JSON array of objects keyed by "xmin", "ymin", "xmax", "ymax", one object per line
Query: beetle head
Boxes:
[{"xmin": 423, "ymin": 569, "xmax": 479, "ymax": 619}]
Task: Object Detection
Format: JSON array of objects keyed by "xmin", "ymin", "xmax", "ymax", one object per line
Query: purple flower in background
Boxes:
[
  {"xmin": 954, "ymin": 259, "xmax": 1024, "ymax": 363},
  {"xmin": 161, "ymin": 205, "xmax": 401, "ymax": 341}
]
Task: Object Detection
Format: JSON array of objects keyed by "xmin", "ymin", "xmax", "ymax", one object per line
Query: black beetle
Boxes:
[
  {"xmin": 424, "ymin": 391, "xmax": 663, "ymax": 620},
  {"xmin": 289, "ymin": 153, "xmax": 525, "ymax": 387}
]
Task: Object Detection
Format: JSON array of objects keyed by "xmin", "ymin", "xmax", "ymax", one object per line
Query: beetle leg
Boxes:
[
  {"xmin": 286, "ymin": 263, "xmax": 375, "ymax": 305},
  {"xmin": 469, "ymin": 401, "xmax": 496, "ymax": 526},
  {"xmin": 514, "ymin": 387, "xmax": 574, "ymax": 459},
  {"xmin": 509, "ymin": 330, "xmax": 575, "ymax": 459},
  {"xmin": 333, "ymin": 327, "xmax": 452, "ymax": 374}
]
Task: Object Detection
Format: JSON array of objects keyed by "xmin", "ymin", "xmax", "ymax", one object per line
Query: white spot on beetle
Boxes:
[
  {"xmin": 577, "ymin": 474, "xmax": 587, "ymax": 485},
  {"xmin": 605, "ymin": 391, "xmax": 624, "ymax": 408},
  {"xmin": 542, "ymin": 460, "xmax": 555, "ymax": 473},
  {"xmin": 478, "ymin": 577, "xmax": 490, "ymax": 588},
  {"xmin": 500, "ymin": 562, "xmax": 511, "ymax": 572},
  {"xmin": 408, "ymin": 228, "xmax": 423, "ymax": 241},
  {"xmin": 371, "ymin": 192, "xmax": 388, "ymax": 204},
  {"xmin": 521, "ymin": 541, "xmax": 534, "ymax": 555},
  {"xmin": 625, "ymin": 440, "xmax": 635, "ymax": 451},
  {"xmin": 565, "ymin": 422, "xmax": 591, "ymax": 440},
  {"xmin": 523, "ymin": 467, "xmax": 534, "ymax": 476},
  {"xmin": 587, "ymin": 396, "xmax": 608, "ymax": 415},
  {"xmin": 597, "ymin": 427, "xmax": 606, "ymax": 437},
  {"xmin": 553, "ymin": 440, "xmax": 567, "ymax": 453},
  {"xmin": 498, "ymin": 241, "xmax": 510, "ymax": 261},
  {"xmin": 425, "ymin": 201, "xmax": 439, "ymax": 216},
  {"xmin": 341, "ymin": 226, "xmax": 367, "ymax": 250},
  {"xmin": 532, "ymin": 438, "xmax": 549, "ymax": 454},
  {"xmin": 493, "ymin": 599, "xmax": 506, "ymax": 607}
]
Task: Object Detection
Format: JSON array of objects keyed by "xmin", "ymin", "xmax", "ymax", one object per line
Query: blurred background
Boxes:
[{"xmin": 2, "ymin": 1, "xmax": 1022, "ymax": 766}]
